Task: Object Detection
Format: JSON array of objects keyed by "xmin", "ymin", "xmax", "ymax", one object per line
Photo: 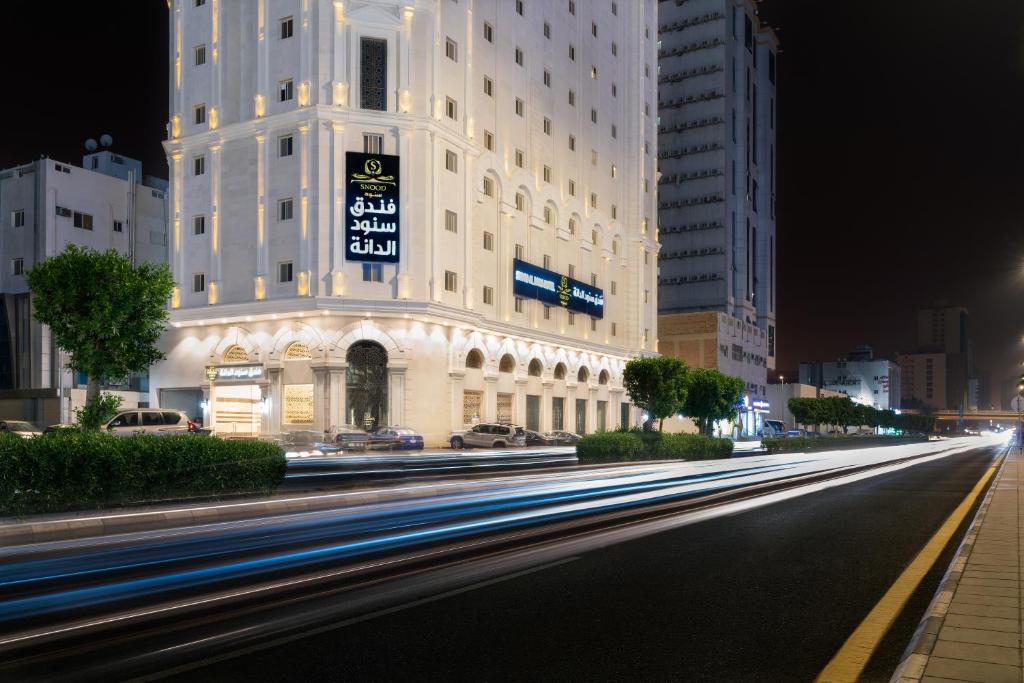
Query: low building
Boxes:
[
  {"xmin": 765, "ymin": 382, "xmax": 844, "ymax": 432},
  {"xmin": 799, "ymin": 346, "xmax": 901, "ymax": 410},
  {"xmin": 0, "ymin": 150, "xmax": 168, "ymax": 425}
]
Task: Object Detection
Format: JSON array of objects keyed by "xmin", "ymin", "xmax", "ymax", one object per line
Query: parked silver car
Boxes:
[
  {"xmin": 0, "ymin": 420, "xmax": 42, "ymax": 438},
  {"xmin": 105, "ymin": 410, "xmax": 195, "ymax": 436},
  {"xmin": 449, "ymin": 423, "xmax": 526, "ymax": 449}
]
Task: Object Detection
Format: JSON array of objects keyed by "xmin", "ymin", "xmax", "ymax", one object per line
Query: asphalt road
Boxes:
[{"xmin": 177, "ymin": 443, "xmax": 1001, "ymax": 682}]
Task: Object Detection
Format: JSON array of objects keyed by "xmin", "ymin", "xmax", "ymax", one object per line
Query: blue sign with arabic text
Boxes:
[
  {"xmin": 346, "ymin": 151, "xmax": 400, "ymax": 263},
  {"xmin": 512, "ymin": 259, "xmax": 604, "ymax": 318}
]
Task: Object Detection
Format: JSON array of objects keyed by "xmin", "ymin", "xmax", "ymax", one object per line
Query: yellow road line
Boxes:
[{"xmin": 815, "ymin": 455, "xmax": 1002, "ymax": 683}]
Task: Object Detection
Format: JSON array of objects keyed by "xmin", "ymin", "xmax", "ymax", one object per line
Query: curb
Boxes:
[{"xmin": 888, "ymin": 450, "xmax": 1008, "ymax": 682}]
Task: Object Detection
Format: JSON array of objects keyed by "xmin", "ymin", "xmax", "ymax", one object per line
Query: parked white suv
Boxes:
[
  {"xmin": 449, "ymin": 423, "xmax": 526, "ymax": 449},
  {"xmin": 105, "ymin": 410, "xmax": 195, "ymax": 436}
]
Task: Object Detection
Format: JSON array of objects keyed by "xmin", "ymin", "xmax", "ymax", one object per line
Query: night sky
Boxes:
[{"xmin": 3, "ymin": 1, "xmax": 1023, "ymax": 402}]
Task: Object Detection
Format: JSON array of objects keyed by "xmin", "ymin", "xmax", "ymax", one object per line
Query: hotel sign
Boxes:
[
  {"xmin": 512, "ymin": 258, "xmax": 604, "ymax": 318},
  {"xmin": 346, "ymin": 151, "xmax": 400, "ymax": 263},
  {"xmin": 206, "ymin": 365, "xmax": 264, "ymax": 381}
]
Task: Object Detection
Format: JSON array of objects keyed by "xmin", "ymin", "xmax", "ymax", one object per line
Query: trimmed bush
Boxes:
[
  {"xmin": 577, "ymin": 431, "xmax": 733, "ymax": 463},
  {"xmin": 0, "ymin": 432, "xmax": 286, "ymax": 516},
  {"xmin": 762, "ymin": 435, "xmax": 929, "ymax": 454}
]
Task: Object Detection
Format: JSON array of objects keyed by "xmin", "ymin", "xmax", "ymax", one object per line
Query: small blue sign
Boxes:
[{"xmin": 512, "ymin": 259, "xmax": 604, "ymax": 318}]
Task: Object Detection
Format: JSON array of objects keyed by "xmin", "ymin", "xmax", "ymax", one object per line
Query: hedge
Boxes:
[
  {"xmin": 577, "ymin": 431, "xmax": 734, "ymax": 463},
  {"xmin": 762, "ymin": 435, "xmax": 930, "ymax": 454},
  {"xmin": 0, "ymin": 431, "xmax": 286, "ymax": 516}
]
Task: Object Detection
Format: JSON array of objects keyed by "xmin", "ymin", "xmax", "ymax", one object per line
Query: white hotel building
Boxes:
[{"xmin": 154, "ymin": 0, "xmax": 660, "ymax": 444}]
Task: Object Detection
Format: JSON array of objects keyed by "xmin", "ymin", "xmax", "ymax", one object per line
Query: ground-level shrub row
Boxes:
[{"xmin": 577, "ymin": 431, "xmax": 734, "ymax": 463}]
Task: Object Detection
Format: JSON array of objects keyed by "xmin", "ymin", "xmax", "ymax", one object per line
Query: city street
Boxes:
[{"xmin": 0, "ymin": 437, "xmax": 1005, "ymax": 681}]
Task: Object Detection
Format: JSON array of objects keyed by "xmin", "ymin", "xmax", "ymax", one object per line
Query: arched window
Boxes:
[
  {"xmin": 528, "ymin": 359, "xmax": 543, "ymax": 377},
  {"xmin": 346, "ymin": 341, "xmax": 388, "ymax": 430},
  {"xmin": 466, "ymin": 348, "xmax": 484, "ymax": 369},
  {"xmin": 499, "ymin": 354, "xmax": 516, "ymax": 373},
  {"xmin": 577, "ymin": 366, "xmax": 590, "ymax": 383},
  {"xmin": 598, "ymin": 369, "xmax": 609, "ymax": 385},
  {"xmin": 283, "ymin": 341, "xmax": 312, "ymax": 360},
  {"xmin": 222, "ymin": 344, "xmax": 249, "ymax": 363},
  {"xmin": 554, "ymin": 363, "xmax": 567, "ymax": 380}
]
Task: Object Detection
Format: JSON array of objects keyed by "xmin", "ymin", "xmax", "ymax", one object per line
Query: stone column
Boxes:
[
  {"xmin": 202, "ymin": 384, "xmax": 212, "ymax": 431},
  {"xmin": 328, "ymin": 366, "xmax": 345, "ymax": 429},
  {"xmin": 566, "ymin": 382, "xmax": 578, "ymax": 434},
  {"xmin": 266, "ymin": 366, "xmax": 282, "ymax": 438},
  {"xmin": 541, "ymin": 380, "xmax": 554, "ymax": 432},
  {"xmin": 388, "ymin": 363, "xmax": 408, "ymax": 427},
  {"xmin": 610, "ymin": 389, "xmax": 625, "ymax": 429},
  {"xmin": 312, "ymin": 367, "xmax": 328, "ymax": 434},
  {"xmin": 450, "ymin": 370, "xmax": 465, "ymax": 432},
  {"xmin": 483, "ymin": 374, "xmax": 499, "ymax": 422},
  {"xmin": 514, "ymin": 378, "xmax": 529, "ymax": 427},
  {"xmin": 588, "ymin": 386, "xmax": 598, "ymax": 432}
]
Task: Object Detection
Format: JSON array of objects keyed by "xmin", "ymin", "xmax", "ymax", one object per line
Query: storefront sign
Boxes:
[
  {"xmin": 346, "ymin": 151, "xmax": 400, "ymax": 263},
  {"xmin": 512, "ymin": 259, "xmax": 604, "ymax": 318},
  {"xmin": 206, "ymin": 365, "xmax": 264, "ymax": 381}
]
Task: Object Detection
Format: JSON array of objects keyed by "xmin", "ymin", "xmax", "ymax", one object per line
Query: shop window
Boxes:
[{"xmin": 346, "ymin": 341, "xmax": 388, "ymax": 429}]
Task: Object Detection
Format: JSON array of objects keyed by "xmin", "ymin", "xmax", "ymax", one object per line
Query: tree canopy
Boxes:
[
  {"xmin": 622, "ymin": 356, "xmax": 689, "ymax": 431},
  {"xmin": 683, "ymin": 368, "xmax": 745, "ymax": 436}
]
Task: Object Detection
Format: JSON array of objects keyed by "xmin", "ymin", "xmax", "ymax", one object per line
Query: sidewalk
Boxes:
[{"xmin": 894, "ymin": 448, "xmax": 1022, "ymax": 683}]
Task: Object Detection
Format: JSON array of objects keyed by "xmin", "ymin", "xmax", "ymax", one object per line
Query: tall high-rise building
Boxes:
[
  {"xmin": 656, "ymin": 0, "xmax": 779, "ymax": 434},
  {"xmin": 153, "ymin": 0, "xmax": 660, "ymax": 444}
]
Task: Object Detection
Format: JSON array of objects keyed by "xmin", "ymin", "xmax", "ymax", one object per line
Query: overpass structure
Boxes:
[{"xmin": 932, "ymin": 409, "xmax": 1019, "ymax": 424}]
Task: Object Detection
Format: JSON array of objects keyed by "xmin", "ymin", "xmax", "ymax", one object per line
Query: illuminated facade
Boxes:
[{"xmin": 154, "ymin": 0, "xmax": 660, "ymax": 443}]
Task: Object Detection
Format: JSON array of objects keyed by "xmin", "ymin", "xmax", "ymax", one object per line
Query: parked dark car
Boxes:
[
  {"xmin": 524, "ymin": 430, "xmax": 552, "ymax": 446},
  {"xmin": 279, "ymin": 430, "xmax": 342, "ymax": 457},
  {"xmin": 330, "ymin": 425, "xmax": 372, "ymax": 451},
  {"xmin": 370, "ymin": 427, "xmax": 424, "ymax": 450},
  {"xmin": 546, "ymin": 430, "xmax": 581, "ymax": 445}
]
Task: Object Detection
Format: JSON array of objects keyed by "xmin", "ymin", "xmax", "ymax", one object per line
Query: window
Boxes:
[
  {"xmin": 516, "ymin": 0, "xmax": 524, "ymax": 15},
  {"xmin": 515, "ymin": 148, "xmax": 524, "ymax": 168},
  {"xmin": 543, "ymin": 117, "xmax": 551, "ymax": 135},
  {"xmin": 12, "ymin": 210, "xmax": 25, "ymax": 228},
  {"xmin": 515, "ymin": 243, "xmax": 525, "ymax": 260},
  {"xmin": 483, "ymin": 76, "xmax": 493, "ymax": 96},
  {"xmin": 445, "ymin": 37, "xmax": 458, "ymax": 61},
  {"xmin": 73, "ymin": 211, "xmax": 93, "ymax": 230},
  {"xmin": 279, "ymin": 261, "xmax": 294, "ymax": 283},
  {"xmin": 195, "ymin": 0, "xmax": 205, "ymax": 6},
  {"xmin": 515, "ymin": 98, "xmax": 524, "ymax": 116},
  {"xmin": 610, "ymin": 281, "xmax": 617, "ymax": 294},
  {"xmin": 644, "ymin": 290, "xmax": 649, "ymax": 303},
  {"xmin": 543, "ymin": 254, "xmax": 551, "ymax": 269},
  {"xmin": 568, "ymin": 135, "xmax": 575, "ymax": 151},
  {"xmin": 483, "ymin": 177, "xmax": 495, "ymax": 197},
  {"xmin": 515, "ymin": 298, "xmax": 525, "ymax": 313},
  {"xmin": 279, "ymin": 198, "xmax": 294, "ymax": 221},
  {"xmin": 483, "ymin": 22, "xmax": 493, "ymax": 43},
  {"xmin": 611, "ymin": 204, "xmax": 617, "ymax": 218},
  {"xmin": 279, "ymin": 78, "xmax": 294, "ymax": 102},
  {"xmin": 194, "ymin": 104, "xmax": 206, "ymax": 125},
  {"xmin": 590, "ymin": 108, "xmax": 597, "ymax": 123},
  {"xmin": 544, "ymin": 306, "xmax": 551, "ymax": 320},
  {"xmin": 193, "ymin": 215, "xmax": 205, "ymax": 235},
  {"xmin": 11, "ymin": 258, "xmax": 23, "ymax": 276},
  {"xmin": 362, "ymin": 263, "xmax": 383, "ymax": 282},
  {"xmin": 113, "ymin": 220, "xmax": 123, "ymax": 233},
  {"xmin": 590, "ymin": 65, "xmax": 597, "ymax": 79},
  {"xmin": 193, "ymin": 273, "xmax": 206, "ymax": 292},
  {"xmin": 193, "ymin": 155, "xmax": 205, "ymax": 175},
  {"xmin": 446, "ymin": 97, "xmax": 458, "ymax": 120},
  {"xmin": 543, "ymin": 69, "xmax": 551, "ymax": 87},
  {"xmin": 611, "ymin": 322, "xmax": 617, "ymax": 336},
  {"xmin": 543, "ymin": 166, "xmax": 551, "ymax": 183},
  {"xmin": 363, "ymin": 133, "xmax": 383, "ymax": 154},
  {"xmin": 568, "ymin": 264, "xmax": 575, "ymax": 278},
  {"xmin": 280, "ymin": 16, "xmax": 294, "ymax": 39},
  {"xmin": 612, "ymin": 240, "xmax": 619, "ymax": 255},
  {"xmin": 569, "ymin": 0, "xmax": 575, "ymax": 15},
  {"xmin": 445, "ymin": 209, "xmax": 458, "ymax": 233},
  {"xmin": 569, "ymin": 44, "xmax": 575, "ymax": 61},
  {"xmin": 568, "ymin": 89, "xmax": 575, "ymax": 106},
  {"xmin": 611, "ymin": 83, "xmax": 617, "ymax": 97},
  {"xmin": 569, "ymin": 313, "xmax": 575, "ymax": 325},
  {"xmin": 483, "ymin": 130, "xmax": 494, "ymax": 151},
  {"xmin": 445, "ymin": 149, "xmax": 458, "ymax": 173},
  {"xmin": 591, "ymin": 149, "xmax": 598, "ymax": 165},
  {"xmin": 444, "ymin": 270, "xmax": 458, "ymax": 292},
  {"xmin": 194, "ymin": 44, "xmax": 206, "ymax": 66},
  {"xmin": 612, "ymin": 42, "xmax": 617, "ymax": 56},
  {"xmin": 590, "ymin": 272, "xmax": 597, "ymax": 286},
  {"xmin": 591, "ymin": 230, "xmax": 598, "ymax": 245},
  {"xmin": 515, "ymin": 47, "xmax": 524, "ymax": 66},
  {"xmin": 483, "ymin": 286, "xmax": 494, "ymax": 305},
  {"xmin": 279, "ymin": 134, "xmax": 293, "ymax": 157},
  {"xmin": 590, "ymin": 193, "xmax": 598, "ymax": 208},
  {"xmin": 483, "ymin": 231, "xmax": 494, "ymax": 250},
  {"xmin": 592, "ymin": 22, "xmax": 598, "ymax": 37},
  {"xmin": 360, "ymin": 37, "xmax": 388, "ymax": 111},
  {"xmin": 568, "ymin": 180, "xmax": 576, "ymax": 197},
  {"xmin": 543, "ymin": 21, "xmax": 550, "ymax": 39},
  {"xmin": 611, "ymin": 124, "xmax": 617, "ymax": 138}
]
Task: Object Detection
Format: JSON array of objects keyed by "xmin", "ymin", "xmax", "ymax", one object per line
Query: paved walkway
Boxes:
[{"xmin": 895, "ymin": 446, "xmax": 1023, "ymax": 683}]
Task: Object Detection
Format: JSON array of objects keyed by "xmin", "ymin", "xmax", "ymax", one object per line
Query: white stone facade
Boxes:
[{"xmin": 156, "ymin": 0, "xmax": 660, "ymax": 444}]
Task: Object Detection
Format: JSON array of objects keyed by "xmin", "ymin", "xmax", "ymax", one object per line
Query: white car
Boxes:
[
  {"xmin": 105, "ymin": 410, "xmax": 196, "ymax": 436},
  {"xmin": 0, "ymin": 420, "xmax": 42, "ymax": 438}
]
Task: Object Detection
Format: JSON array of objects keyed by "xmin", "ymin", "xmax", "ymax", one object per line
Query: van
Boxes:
[{"xmin": 106, "ymin": 410, "xmax": 196, "ymax": 436}]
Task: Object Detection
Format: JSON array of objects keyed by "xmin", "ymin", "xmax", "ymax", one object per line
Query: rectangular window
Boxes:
[
  {"xmin": 445, "ymin": 37, "xmax": 458, "ymax": 61},
  {"xmin": 483, "ymin": 22, "xmax": 494, "ymax": 43},
  {"xmin": 278, "ymin": 261, "xmax": 294, "ymax": 283},
  {"xmin": 543, "ymin": 21, "xmax": 550, "ymax": 39},
  {"xmin": 590, "ymin": 192, "xmax": 598, "ymax": 208},
  {"xmin": 193, "ymin": 215, "xmax": 205, "ymax": 235},
  {"xmin": 568, "ymin": 135, "xmax": 575, "ymax": 151},
  {"xmin": 445, "ymin": 209, "xmax": 458, "ymax": 233},
  {"xmin": 591, "ymin": 273, "xmax": 597, "ymax": 286},
  {"xmin": 280, "ymin": 16, "xmax": 294, "ymax": 40},
  {"xmin": 362, "ymin": 263, "xmax": 383, "ymax": 282},
  {"xmin": 543, "ymin": 166, "xmax": 551, "ymax": 183},
  {"xmin": 644, "ymin": 289, "xmax": 649, "ymax": 303},
  {"xmin": 611, "ymin": 322, "xmax": 617, "ymax": 336},
  {"xmin": 445, "ymin": 149, "xmax": 458, "ymax": 172},
  {"xmin": 73, "ymin": 211, "xmax": 93, "ymax": 230},
  {"xmin": 515, "ymin": 47, "xmax": 524, "ymax": 66},
  {"xmin": 479, "ymin": 130, "xmax": 494, "ymax": 153},
  {"xmin": 543, "ymin": 117, "xmax": 551, "ymax": 135},
  {"xmin": 591, "ymin": 149, "xmax": 598, "ymax": 165},
  {"xmin": 515, "ymin": 243, "xmax": 525, "ymax": 260},
  {"xmin": 193, "ymin": 155, "xmax": 205, "ymax": 175},
  {"xmin": 611, "ymin": 204, "xmax": 617, "ymax": 218},
  {"xmin": 360, "ymin": 37, "xmax": 388, "ymax": 111},
  {"xmin": 483, "ymin": 177, "xmax": 495, "ymax": 197},
  {"xmin": 446, "ymin": 96, "xmax": 458, "ymax": 120},
  {"xmin": 543, "ymin": 305, "xmax": 551, "ymax": 320},
  {"xmin": 515, "ymin": 298, "xmax": 525, "ymax": 313},
  {"xmin": 12, "ymin": 210, "xmax": 25, "ymax": 228},
  {"xmin": 113, "ymin": 220, "xmax": 123, "ymax": 233},
  {"xmin": 569, "ymin": 312, "xmax": 575, "ymax": 325},
  {"xmin": 569, "ymin": 44, "xmax": 576, "ymax": 61},
  {"xmin": 515, "ymin": 98, "xmax": 524, "ymax": 116},
  {"xmin": 568, "ymin": 0, "xmax": 575, "ymax": 15},
  {"xmin": 444, "ymin": 270, "xmax": 458, "ymax": 292},
  {"xmin": 610, "ymin": 281, "xmax": 617, "ymax": 294},
  {"xmin": 194, "ymin": 104, "xmax": 206, "ymax": 125},
  {"xmin": 279, "ymin": 134, "xmax": 293, "ymax": 157},
  {"xmin": 279, "ymin": 198, "xmax": 294, "ymax": 221},
  {"xmin": 279, "ymin": 78, "xmax": 294, "ymax": 102},
  {"xmin": 612, "ymin": 2, "xmax": 618, "ymax": 15},
  {"xmin": 568, "ymin": 180, "xmax": 576, "ymax": 196},
  {"xmin": 612, "ymin": 42, "xmax": 617, "ymax": 56},
  {"xmin": 544, "ymin": 206, "xmax": 552, "ymax": 223},
  {"xmin": 543, "ymin": 69, "xmax": 551, "ymax": 87},
  {"xmin": 516, "ymin": 0, "xmax": 524, "ymax": 15},
  {"xmin": 568, "ymin": 90, "xmax": 575, "ymax": 106},
  {"xmin": 193, "ymin": 273, "xmax": 205, "ymax": 292},
  {"xmin": 543, "ymin": 255, "xmax": 551, "ymax": 269},
  {"xmin": 611, "ymin": 124, "xmax": 617, "ymax": 138},
  {"xmin": 483, "ymin": 286, "xmax": 494, "ymax": 305},
  {"xmin": 483, "ymin": 231, "xmax": 494, "ymax": 250},
  {"xmin": 515, "ymin": 148, "xmax": 524, "ymax": 168},
  {"xmin": 592, "ymin": 22, "xmax": 598, "ymax": 37},
  {"xmin": 363, "ymin": 133, "xmax": 383, "ymax": 154},
  {"xmin": 195, "ymin": 0, "xmax": 205, "ymax": 6},
  {"xmin": 568, "ymin": 264, "xmax": 575, "ymax": 278},
  {"xmin": 590, "ymin": 108, "xmax": 597, "ymax": 123},
  {"xmin": 483, "ymin": 76, "xmax": 493, "ymax": 96},
  {"xmin": 194, "ymin": 44, "xmax": 206, "ymax": 66},
  {"xmin": 12, "ymin": 258, "xmax": 23, "ymax": 276}
]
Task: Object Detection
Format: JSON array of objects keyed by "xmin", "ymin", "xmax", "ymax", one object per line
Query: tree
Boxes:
[
  {"xmin": 26, "ymin": 246, "xmax": 174, "ymax": 427},
  {"xmin": 622, "ymin": 356, "xmax": 689, "ymax": 431},
  {"xmin": 682, "ymin": 368, "xmax": 745, "ymax": 436},
  {"xmin": 788, "ymin": 398, "xmax": 818, "ymax": 429}
]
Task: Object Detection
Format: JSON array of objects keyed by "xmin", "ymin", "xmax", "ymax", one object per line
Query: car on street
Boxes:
[
  {"xmin": 524, "ymin": 430, "xmax": 552, "ymax": 446},
  {"xmin": 43, "ymin": 424, "xmax": 78, "ymax": 435},
  {"xmin": 449, "ymin": 423, "xmax": 526, "ymax": 449},
  {"xmin": 546, "ymin": 430, "xmax": 581, "ymax": 445},
  {"xmin": 785, "ymin": 428, "xmax": 809, "ymax": 438},
  {"xmin": 0, "ymin": 420, "xmax": 42, "ymax": 438},
  {"xmin": 760, "ymin": 420, "xmax": 786, "ymax": 437},
  {"xmin": 329, "ymin": 425, "xmax": 372, "ymax": 451},
  {"xmin": 279, "ymin": 430, "xmax": 342, "ymax": 457},
  {"xmin": 105, "ymin": 410, "xmax": 196, "ymax": 436},
  {"xmin": 369, "ymin": 427, "xmax": 424, "ymax": 450}
]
